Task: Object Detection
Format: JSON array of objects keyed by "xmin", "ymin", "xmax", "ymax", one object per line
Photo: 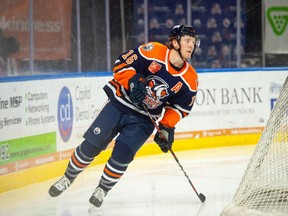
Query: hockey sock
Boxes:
[
  {"xmin": 65, "ymin": 139, "xmax": 101, "ymax": 181},
  {"xmin": 98, "ymin": 142, "xmax": 134, "ymax": 192}
]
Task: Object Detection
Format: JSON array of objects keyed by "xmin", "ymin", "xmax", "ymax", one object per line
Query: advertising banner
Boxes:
[
  {"xmin": 176, "ymin": 71, "xmax": 287, "ymax": 138},
  {"xmin": 0, "ymin": 71, "xmax": 287, "ymax": 175},
  {"xmin": 264, "ymin": 0, "xmax": 288, "ymax": 53},
  {"xmin": 0, "ymin": 0, "xmax": 72, "ymax": 60},
  {"xmin": 0, "ymin": 76, "xmax": 111, "ymax": 175}
]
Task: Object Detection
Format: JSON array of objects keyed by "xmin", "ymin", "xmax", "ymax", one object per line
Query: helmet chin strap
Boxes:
[
  {"xmin": 175, "ymin": 46, "xmax": 194, "ymax": 63},
  {"xmin": 173, "ymin": 40, "xmax": 186, "ymax": 63},
  {"xmin": 176, "ymin": 47, "xmax": 185, "ymax": 62},
  {"xmin": 172, "ymin": 38, "xmax": 196, "ymax": 63},
  {"xmin": 177, "ymin": 43, "xmax": 197, "ymax": 63}
]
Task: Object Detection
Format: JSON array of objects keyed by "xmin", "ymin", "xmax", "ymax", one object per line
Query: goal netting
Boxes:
[{"xmin": 221, "ymin": 77, "xmax": 288, "ymax": 216}]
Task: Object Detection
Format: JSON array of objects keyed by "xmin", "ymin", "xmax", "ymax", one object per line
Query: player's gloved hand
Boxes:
[
  {"xmin": 128, "ymin": 73, "xmax": 146, "ymax": 104},
  {"xmin": 154, "ymin": 124, "xmax": 175, "ymax": 153}
]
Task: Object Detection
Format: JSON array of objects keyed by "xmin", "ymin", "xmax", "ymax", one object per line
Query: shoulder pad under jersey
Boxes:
[{"xmin": 139, "ymin": 42, "xmax": 168, "ymax": 62}]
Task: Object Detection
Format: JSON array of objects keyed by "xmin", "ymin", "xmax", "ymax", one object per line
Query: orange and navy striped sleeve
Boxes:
[{"xmin": 113, "ymin": 60, "xmax": 136, "ymax": 90}]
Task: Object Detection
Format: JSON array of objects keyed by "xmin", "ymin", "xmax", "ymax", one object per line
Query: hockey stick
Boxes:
[{"xmin": 142, "ymin": 104, "xmax": 206, "ymax": 203}]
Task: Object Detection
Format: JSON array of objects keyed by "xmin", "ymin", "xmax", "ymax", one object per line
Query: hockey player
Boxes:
[{"xmin": 48, "ymin": 24, "xmax": 200, "ymax": 208}]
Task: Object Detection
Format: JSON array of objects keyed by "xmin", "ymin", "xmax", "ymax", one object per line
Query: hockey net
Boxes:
[{"xmin": 221, "ymin": 77, "xmax": 288, "ymax": 216}]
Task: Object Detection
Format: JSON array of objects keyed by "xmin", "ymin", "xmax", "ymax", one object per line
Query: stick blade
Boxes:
[{"xmin": 199, "ymin": 193, "xmax": 206, "ymax": 203}]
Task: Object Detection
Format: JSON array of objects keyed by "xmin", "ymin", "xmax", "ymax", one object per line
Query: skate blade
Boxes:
[{"xmin": 88, "ymin": 204, "xmax": 101, "ymax": 216}]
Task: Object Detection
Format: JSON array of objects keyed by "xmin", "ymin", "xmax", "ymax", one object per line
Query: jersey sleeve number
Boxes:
[{"xmin": 122, "ymin": 50, "xmax": 138, "ymax": 64}]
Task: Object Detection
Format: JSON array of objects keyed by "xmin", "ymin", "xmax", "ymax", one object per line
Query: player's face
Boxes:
[{"xmin": 179, "ymin": 35, "xmax": 196, "ymax": 60}]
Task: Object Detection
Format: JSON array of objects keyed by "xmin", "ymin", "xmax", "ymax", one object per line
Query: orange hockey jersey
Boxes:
[{"xmin": 103, "ymin": 42, "xmax": 198, "ymax": 128}]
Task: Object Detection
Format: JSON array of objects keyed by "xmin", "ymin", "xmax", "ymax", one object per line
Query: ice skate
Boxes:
[
  {"xmin": 49, "ymin": 175, "xmax": 72, "ymax": 197},
  {"xmin": 89, "ymin": 186, "xmax": 107, "ymax": 208}
]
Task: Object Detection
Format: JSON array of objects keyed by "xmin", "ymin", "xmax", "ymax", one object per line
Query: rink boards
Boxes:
[{"xmin": 0, "ymin": 68, "xmax": 287, "ymax": 193}]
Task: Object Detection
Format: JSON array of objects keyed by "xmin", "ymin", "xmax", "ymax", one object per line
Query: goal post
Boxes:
[{"xmin": 221, "ymin": 76, "xmax": 288, "ymax": 216}]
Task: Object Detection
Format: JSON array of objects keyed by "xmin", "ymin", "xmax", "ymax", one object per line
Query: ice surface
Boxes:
[{"xmin": 0, "ymin": 145, "xmax": 254, "ymax": 216}]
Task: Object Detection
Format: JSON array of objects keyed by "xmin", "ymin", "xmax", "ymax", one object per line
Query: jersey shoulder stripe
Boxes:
[
  {"xmin": 167, "ymin": 62, "xmax": 198, "ymax": 92},
  {"xmin": 113, "ymin": 62, "xmax": 128, "ymax": 73},
  {"xmin": 181, "ymin": 65, "xmax": 198, "ymax": 92}
]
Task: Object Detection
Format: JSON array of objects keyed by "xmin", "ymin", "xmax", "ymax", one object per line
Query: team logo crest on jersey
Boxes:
[
  {"xmin": 143, "ymin": 76, "xmax": 169, "ymax": 109},
  {"xmin": 142, "ymin": 43, "xmax": 154, "ymax": 51},
  {"xmin": 148, "ymin": 61, "xmax": 162, "ymax": 74}
]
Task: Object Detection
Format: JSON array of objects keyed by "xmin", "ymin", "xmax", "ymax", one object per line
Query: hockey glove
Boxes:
[
  {"xmin": 128, "ymin": 73, "xmax": 146, "ymax": 104},
  {"xmin": 154, "ymin": 124, "xmax": 175, "ymax": 153}
]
